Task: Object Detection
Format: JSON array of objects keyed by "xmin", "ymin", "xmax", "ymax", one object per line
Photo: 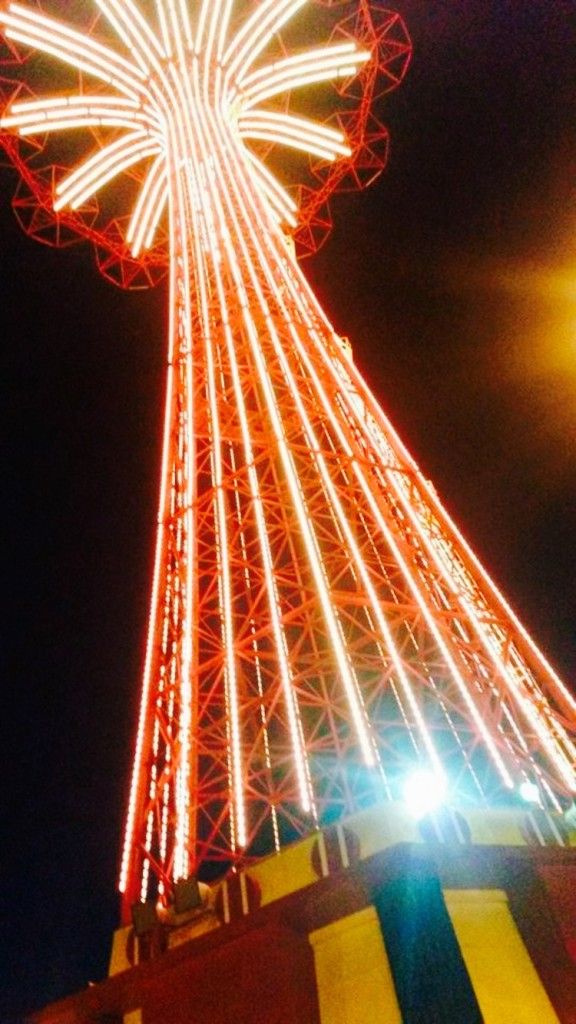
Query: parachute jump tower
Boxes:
[{"xmin": 2, "ymin": 0, "xmax": 576, "ymax": 935}]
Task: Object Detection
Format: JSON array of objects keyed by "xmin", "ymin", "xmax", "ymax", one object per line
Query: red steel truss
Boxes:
[{"xmin": 1, "ymin": 0, "xmax": 575, "ymax": 921}]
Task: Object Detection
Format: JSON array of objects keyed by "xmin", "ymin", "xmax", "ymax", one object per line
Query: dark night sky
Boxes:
[{"xmin": 1, "ymin": 2, "xmax": 575, "ymax": 1020}]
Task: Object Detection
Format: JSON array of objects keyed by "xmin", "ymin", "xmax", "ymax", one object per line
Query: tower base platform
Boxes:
[{"xmin": 30, "ymin": 803, "xmax": 576, "ymax": 1024}]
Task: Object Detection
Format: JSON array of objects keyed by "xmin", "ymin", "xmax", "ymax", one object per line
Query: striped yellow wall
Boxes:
[
  {"xmin": 445, "ymin": 889, "xmax": 560, "ymax": 1024},
  {"xmin": 310, "ymin": 907, "xmax": 401, "ymax": 1024}
]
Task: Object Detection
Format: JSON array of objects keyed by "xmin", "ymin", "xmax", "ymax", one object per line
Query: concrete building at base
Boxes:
[{"xmin": 30, "ymin": 801, "xmax": 576, "ymax": 1024}]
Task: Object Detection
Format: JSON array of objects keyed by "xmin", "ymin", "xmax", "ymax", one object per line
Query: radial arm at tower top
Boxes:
[{"xmin": 1, "ymin": 0, "xmax": 575, "ymax": 923}]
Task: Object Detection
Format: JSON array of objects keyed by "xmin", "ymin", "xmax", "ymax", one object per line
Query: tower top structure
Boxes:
[{"xmin": 0, "ymin": 1, "xmax": 411, "ymax": 282}]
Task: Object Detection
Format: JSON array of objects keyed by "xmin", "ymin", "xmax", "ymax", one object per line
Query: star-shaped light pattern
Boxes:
[
  {"xmin": 1, "ymin": 0, "xmax": 575, "ymax": 915},
  {"xmin": 0, "ymin": 1, "xmax": 368, "ymax": 254}
]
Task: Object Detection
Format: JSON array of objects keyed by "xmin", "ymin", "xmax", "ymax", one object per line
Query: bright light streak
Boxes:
[
  {"xmin": 2, "ymin": 3, "xmax": 146, "ymax": 99},
  {"xmin": 9, "ymin": 94, "xmax": 139, "ymax": 114},
  {"xmin": 241, "ymin": 65, "xmax": 363, "ymax": 111},
  {"xmin": 119, "ymin": 336, "xmax": 174, "ymax": 892},
  {"xmin": 199, "ymin": 115, "xmax": 447, "ymax": 776},
  {"xmin": 96, "ymin": 0, "xmax": 164, "ymax": 73},
  {"xmin": 177, "ymin": 0, "xmax": 194, "ymax": 52},
  {"xmin": 190, "ymin": 75, "xmax": 315, "ymax": 811},
  {"xmin": 320, "ymin": 287, "xmax": 576, "ymax": 728},
  {"xmin": 57, "ymin": 138, "xmax": 160, "ymax": 210},
  {"xmin": 120, "ymin": 141, "xmax": 182, "ymax": 893},
  {"xmin": 244, "ymin": 150, "xmax": 297, "ymax": 227},
  {"xmin": 1, "ymin": 101, "xmax": 150, "ymax": 131},
  {"xmin": 197, "ymin": 93, "xmax": 377, "ymax": 772},
  {"xmin": 126, "ymin": 154, "xmax": 168, "ymax": 253},
  {"xmin": 164, "ymin": 0, "xmax": 189, "ymax": 70},
  {"xmin": 146, "ymin": 186, "xmax": 170, "ymax": 253},
  {"xmin": 240, "ymin": 41, "xmax": 361, "ymax": 86},
  {"xmin": 228, "ymin": 203, "xmax": 520, "ymax": 791},
  {"xmin": 155, "ymin": 1, "xmax": 173, "ymax": 58},
  {"xmin": 168, "ymin": 180, "xmax": 197, "ymax": 883},
  {"xmin": 374, "ymin": 449, "xmax": 576, "ymax": 790},
  {"xmin": 194, "ymin": 0, "xmax": 212, "ymax": 55},
  {"xmin": 239, "ymin": 44, "xmax": 370, "ymax": 108},
  {"xmin": 55, "ymin": 130, "xmax": 157, "ymax": 208},
  {"xmin": 169, "ymin": 61, "xmax": 248, "ymax": 847},
  {"xmin": 190, "ymin": 60, "xmax": 310, "ymax": 822},
  {"xmin": 239, "ymin": 126, "xmax": 337, "ymax": 162},
  {"xmin": 200, "ymin": 259, "xmax": 247, "ymax": 848},
  {"xmin": 16, "ymin": 115, "xmax": 148, "ymax": 136},
  {"xmin": 223, "ymin": 0, "xmax": 307, "ymax": 88},
  {"xmin": 239, "ymin": 110, "xmax": 351, "ymax": 160}
]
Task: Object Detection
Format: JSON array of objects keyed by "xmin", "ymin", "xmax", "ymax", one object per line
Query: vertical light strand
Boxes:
[
  {"xmin": 196, "ymin": 98, "xmax": 383, "ymax": 775},
  {"xmin": 216, "ymin": 0, "xmax": 235, "ymax": 59},
  {"xmin": 157, "ymin": 69, "xmax": 242, "ymax": 865},
  {"xmin": 198, "ymin": 117, "xmax": 446, "ymax": 777},
  {"xmin": 194, "ymin": 0, "xmax": 212, "ymax": 56},
  {"xmin": 177, "ymin": 0, "xmax": 194, "ymax": 51},
  {"xmin": 220, "ymin": 184, "xmax": 518, "ymax": 791},
  {"xmin": 119, "ymin": 161, "xmax": 180, "ymax": 895},
  {"xmin": 227, "ymin": 439, "xmax": 281, "ymax": 850},
  {"xmin": 197, "ymin": 127, "xmax": 365, "ymax": 794},
  {"xmin": 222, "ymin": 0, "xmax": 308, "ymax": 95},
  {"xmin": 186, "ymin": 60, "xmax": 313, "ymax": 817},
  {"xmin": 292, "ymin": 257, "xmax": 576, "ymax": 726},
  {"xmin": 324, "ymin": 353, "xmax": 576, "ymax": 788},
  {"xmin": 280, "ymin": 287, "xmax": 516, "ymax": 787},
  {"xmin": 197, "ymin": 194, "xmax": 247, "ymax": 848},
  {"xmin": 164, "ymin": 106, "xmax": 199, "ymax": 881},
  {"xmin": 170, "ymin": 62, "xmax": 248, "ymax": 850},
  {"xmin": 155, "ymin": 0, "xmax": 173, "ymax": 58},
  {"xmin": 380, "ymin": 464, "xmax": 576, "ymax": 787}
]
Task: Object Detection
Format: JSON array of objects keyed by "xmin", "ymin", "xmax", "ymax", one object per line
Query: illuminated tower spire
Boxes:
[{"xmin": 1, "ymin": 0, "xmax": 575, "ymax": 920}]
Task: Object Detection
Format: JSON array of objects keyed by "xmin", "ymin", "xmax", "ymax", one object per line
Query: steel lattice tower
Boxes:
[{"xmin": 1, "ymin": 0, "xmax": 575, "ymax": 920}]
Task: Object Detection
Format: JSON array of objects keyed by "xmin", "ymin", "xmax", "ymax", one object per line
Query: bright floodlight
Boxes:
[
  {"xmin": 402, "ymin": 770, "xmax": 448, "ymax": 819},
  {"xmin": 519, "ymin": 781, "xmax": 540, "ymax": 805}
]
